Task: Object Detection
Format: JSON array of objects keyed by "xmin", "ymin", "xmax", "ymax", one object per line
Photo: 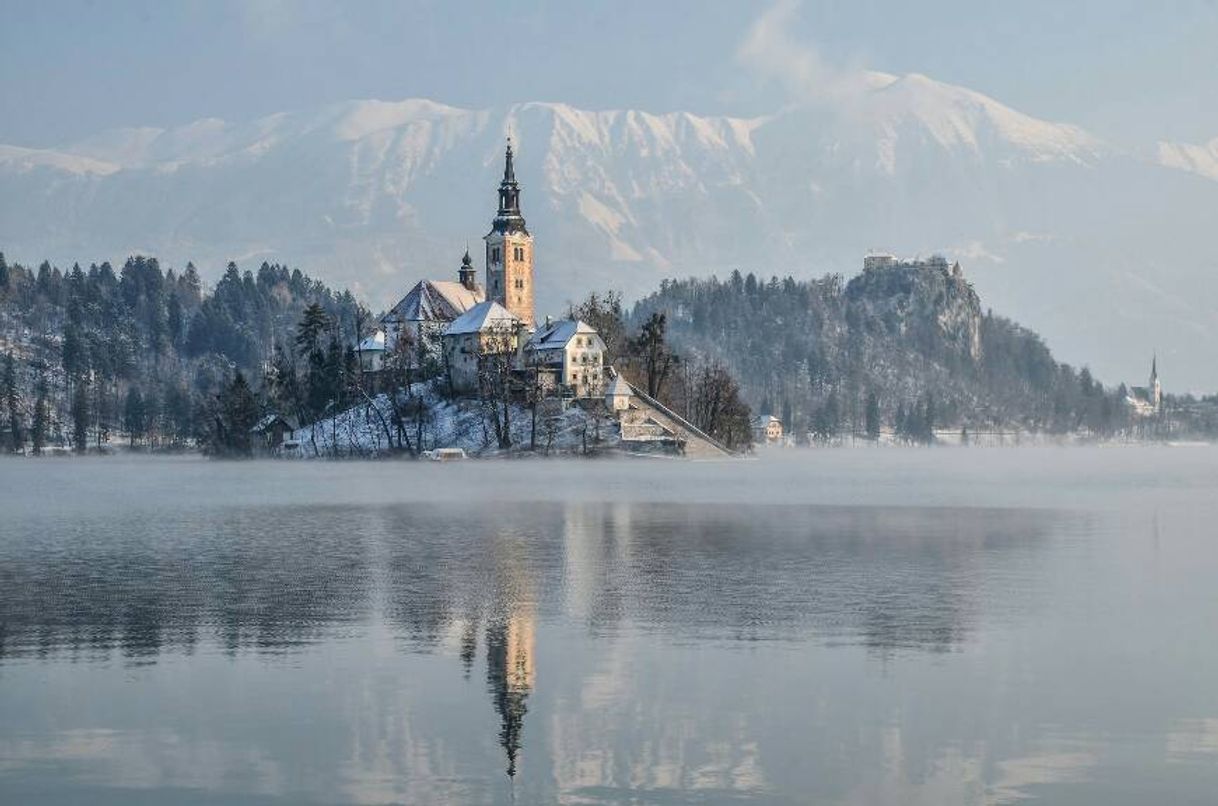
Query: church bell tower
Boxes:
[{"xmin": 485, "ymin": 138, "xmax": 535, "ymax": 328}]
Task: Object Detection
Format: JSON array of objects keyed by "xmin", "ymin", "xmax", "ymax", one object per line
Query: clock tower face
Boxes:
[{"xmin": 485, "ymin": 140, "xmax": 534, "ymax": 327}]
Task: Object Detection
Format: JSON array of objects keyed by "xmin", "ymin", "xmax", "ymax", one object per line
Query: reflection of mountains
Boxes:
[{"xmin": 1, "ymin": 501, "xmax": 1054, "ymax": 663}]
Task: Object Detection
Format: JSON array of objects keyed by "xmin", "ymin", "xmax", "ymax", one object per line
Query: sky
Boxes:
[{"xmin": 2, "ymin": 0, "xmax": 1217, "ymax": 148}]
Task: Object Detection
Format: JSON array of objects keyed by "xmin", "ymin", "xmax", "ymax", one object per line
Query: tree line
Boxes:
[
  {"xmin": 626, "ymin": 266, "xmax": 1216, "ymax": 442},
  {"xmin": 0, "ymin": 252, "xmax": 364, "ymax": 455}
]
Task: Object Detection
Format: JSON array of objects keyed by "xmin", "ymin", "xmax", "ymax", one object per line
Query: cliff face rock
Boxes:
[{"xmin": 844, "ymin": 262, "xmax": 982, "ymax": 364}]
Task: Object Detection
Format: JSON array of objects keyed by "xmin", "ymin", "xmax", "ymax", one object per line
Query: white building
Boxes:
[
  {"xmin": 752, "ymin": 414, "xmax": 783, "ymax": 444},
  {"xmin": 357, "ymin": 329, "xmax": 387, "ymax": 373},
  {"xmin": 441, "ymin": 300, "xmax": 522, "ymax": 394},
  {"xmin": 1127, "ymin": 356, "xmax": 1163, "ymax": 417},
  {"xmin": 524, "ymin": 319, "xmax": 606, "ymax": 398},
  {"xmin": 604, "ymin": 373, "xmax": 632, "ymax": 411}
]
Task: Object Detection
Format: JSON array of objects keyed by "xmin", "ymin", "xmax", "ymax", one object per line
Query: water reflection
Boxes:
[
  {"xmin": 1, "ymin": 502, "xmax": 1053, "ymax": 663},
  {"xmin": 2, "ymin": 459, "xmax": 1217, "ymax": 805},
  {"xmin": 1, "ymin": 499, "xmax": 1062, "ymax": 795}
]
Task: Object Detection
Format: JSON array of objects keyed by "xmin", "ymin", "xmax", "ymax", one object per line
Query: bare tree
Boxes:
[
  {"xmin": 475, "ymin": 322, "xmax": 519, "ymax": 450},
  {"xmin": 686, "ymin": 360, "xmax": 753, "ymax": 452},
  {"xmin": 628, "ymin": 312, "xmax": 678, "ymax": 402}
]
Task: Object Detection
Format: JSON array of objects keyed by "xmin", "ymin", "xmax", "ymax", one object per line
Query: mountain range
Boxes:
[{"xmin": 2, "ymin": 71, "xmax": 1217, "ymax": 389}]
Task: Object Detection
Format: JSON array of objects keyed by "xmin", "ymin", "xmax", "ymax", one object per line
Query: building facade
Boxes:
[
  {"xmin": 524, "ymin": 319, "xmax": 606, "ymax": 398},
  {"xmin": 442, "ymin": 300, "xmax": 522, "ymax": 394}
]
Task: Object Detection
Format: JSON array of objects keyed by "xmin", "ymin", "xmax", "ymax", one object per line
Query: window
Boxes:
[{"xmin": 492, "ymin": 247, "xmax": 500, "ymax": 263}]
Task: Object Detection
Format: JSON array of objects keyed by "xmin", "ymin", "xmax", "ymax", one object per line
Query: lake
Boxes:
[{"xmin": 1, "ymin": 447, "xmax": 1216, "ymax": 805}]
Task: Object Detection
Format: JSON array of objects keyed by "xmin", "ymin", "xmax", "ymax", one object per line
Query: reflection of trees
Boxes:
[
  {"xmin": 2, "ymin": 501, "xmax": 1051, "ymax": 666},
  {"xmin": 591, "ymin": 503, "xmax": 1052, "ymax": 654},
  {"xmin": 0, "ymin": 509, "xmax": 372, "ymax": 662}
]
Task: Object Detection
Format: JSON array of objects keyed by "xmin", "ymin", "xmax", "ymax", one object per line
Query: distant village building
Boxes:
[
  {"xmin": 442, "ymin": 300, "xmax": 522, "ymax": 394},
  {"xmin": 524, "ymin": 319, "xmax": 606, "ymax": 398},
  {"xmin": 864, "ymin": 251, "xmax": 962, "ymax": 278},
  {"xmin": 250, "ymin": 413, "xmax": 296, "ymax": 454},
  {"xmin": 1127, "ymin": 357, "xmax": 1163, "ymax": 417},
  {"xmin": 752, "ymin": 414, "xmax": 783, "ymax": 444}
]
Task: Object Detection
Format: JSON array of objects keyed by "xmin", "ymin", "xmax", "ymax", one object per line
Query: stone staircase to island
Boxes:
[{"xmin": 617, "ymin": 381, "xmax": 737, "ymax": 459}]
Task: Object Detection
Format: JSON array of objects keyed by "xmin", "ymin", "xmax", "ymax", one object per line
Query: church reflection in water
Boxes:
[
  {"xmin": 1, "ymin": 498, "xmax": 1059, "ymax": 785},
  {"xmin": 485, "ymin": 604, "xmax": 535, "ymax": 778}
]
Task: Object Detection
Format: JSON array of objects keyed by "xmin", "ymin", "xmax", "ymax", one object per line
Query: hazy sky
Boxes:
[{"xmin": 2, "ymin": 0, "xmax": 1217, "ymax": 147}]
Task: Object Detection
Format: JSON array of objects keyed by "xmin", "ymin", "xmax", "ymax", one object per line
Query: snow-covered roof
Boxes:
[
  {"xmin": 383, "ymin": 280, "xmax": 485, "ymax": 324},
  {"xmin": 251, "ymin": 413, "xmax": 296, "ymax": 433},
  {"xmin": 358, "ymin": 330, "xmax": 386, "ymax": 352},
  {"xmin": 605, "ymin": 375, "xmax": 632, "ymax": 397},
  {"xmin": 753, "ymin": 415, "xmax": 781, "ymax": 428},
  {"xmin": 445, "ymin": 300, "xmax": 519, "ymax": 335},
  {"xmin": 526, "ymin": 319, "xmax": 598, "ymax": 351}
]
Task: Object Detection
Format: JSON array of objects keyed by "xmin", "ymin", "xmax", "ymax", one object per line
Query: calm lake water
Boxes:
[{"xmin": 2, "ymin": 448, "xmax": 1217, "ymax": 805}]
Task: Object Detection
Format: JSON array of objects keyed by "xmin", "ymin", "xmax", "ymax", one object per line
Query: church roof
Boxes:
[
  {"xmin": 445, "ymin": 300, "xmax": 519, "ymax": 335},
  {"xmin": 383, "ymin": 280, "xmax": 485, "ymax": 325},
  {"xmin": 525, "ymin": 319, "xmax": 597, "ymax": 352}
]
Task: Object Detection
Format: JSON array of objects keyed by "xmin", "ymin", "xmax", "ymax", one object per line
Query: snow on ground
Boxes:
[{"xmin": 289, "ymin": 383, "xmax": 621, "ymax": 458}]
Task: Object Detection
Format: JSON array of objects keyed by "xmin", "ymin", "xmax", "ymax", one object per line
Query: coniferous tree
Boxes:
[
  {"xmin": 31, "ymin": 371, "xmax": 48, "ymax": 455},
  {"xmin": 71, "ymin": 378, "xmax": 90, "ymax": 454},
  {"xmin": 213, "ymin": 372, "xmax": 259, "ymax": 457},
  {"xmin": 3, "ymin": 352, "xmax": 21, "ymax": 452},
  {"xmin": 865, "ymin": 390, "xmax": 881, "ymax": 441},
  {"xmin": 123, "ymin": 387, "xmax": 147, "ymax": 446}
]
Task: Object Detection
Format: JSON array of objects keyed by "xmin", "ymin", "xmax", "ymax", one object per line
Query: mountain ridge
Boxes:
[{"xmin": 2, "ymin": 71, "xmax": 1217, "ymax": 389}]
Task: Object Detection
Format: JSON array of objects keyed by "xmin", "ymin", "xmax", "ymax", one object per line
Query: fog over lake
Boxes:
[{"xmin": 2, "ymin": 448, "xmax": 1217, "ymax": 804}]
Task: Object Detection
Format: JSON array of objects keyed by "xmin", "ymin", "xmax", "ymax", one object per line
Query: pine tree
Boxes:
[
  {"xmin": 167, "ymin": 292, "xmax": 184, "ymax": 347},
  {"xmin": 865, "ymin": 390, "xmax": 881, "ymax": 441},
  {"xmin": 31, "ymin": 372, "xmax": 48, "ymax": 455},
  {"xmin": 216, "ymin": 371, "xmax": 258, "ymax": 457},
  {"xmin": 2, "ymin": 352, "xmax": 21, "ymax": 452},
  {"xmin": 72, "ymin": 378, "xmax": 90, "ymax": 454},
  {"xmin": 123, "ymin": 387, "xmax": 147, "ymax": 446}
]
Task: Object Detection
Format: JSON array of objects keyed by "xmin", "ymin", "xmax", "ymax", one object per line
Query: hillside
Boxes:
[
  {"xmin": 629, "ymin": 259, "xmax": 1180, "ymax": 439},
  {"xmin": 2, "ymin": 76, "xmax": 1218, "ymax": 388}
]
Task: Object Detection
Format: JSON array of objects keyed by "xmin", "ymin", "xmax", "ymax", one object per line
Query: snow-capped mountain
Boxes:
[
  {"xmin": 1158, "ymin": 136, "xmax": 1218, "ymax": 182},
  {"xmin": 2, "ymin": 73, "xmax": 1217, "ymax": 388}
]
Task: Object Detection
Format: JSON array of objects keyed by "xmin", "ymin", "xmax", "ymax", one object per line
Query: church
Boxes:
[
  {"xmin": 1126, "ymin": 356, "xmax": 1163, "ymax": 417},
  {"xmin": 362, "ymin": 139, "xmax": 605, "ymax": 399}
]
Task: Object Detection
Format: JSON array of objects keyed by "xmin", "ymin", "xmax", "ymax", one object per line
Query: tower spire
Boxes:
[
  {"xmin": 458, "ymin": 246, "xmax": 477, "ymax": 291},
  {"xmin": 503, "ymin": 135, "xmax": 516, "ymax": 184},
  {"xmin": 492, "ymin": 138, "xmax": 526, "ymax": 231}
]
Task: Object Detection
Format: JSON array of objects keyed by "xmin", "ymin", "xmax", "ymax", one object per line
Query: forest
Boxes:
[
  {"xmin": 627, "ymin": 264, "xmax": 1218, "ymax": 442},
  {"xmin": 1, "ymin": 251, "xmax": 1214, "ymax": 457},
  {"xmin": 0, "ymin": 253, "xmax": 366, "ymax": 455}
]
